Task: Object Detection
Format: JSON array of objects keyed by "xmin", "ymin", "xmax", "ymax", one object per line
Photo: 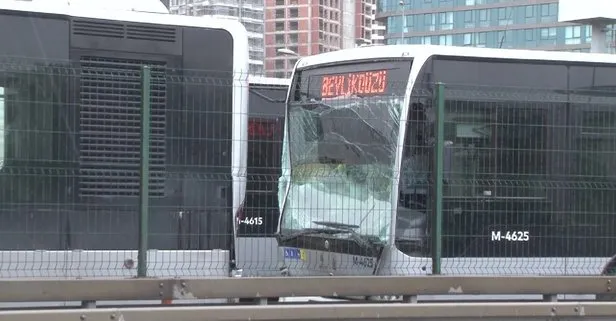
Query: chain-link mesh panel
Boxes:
[
  {"xmin": 234, "ymin": 79, "xmax": 288, "ymax": 277},
  {"xmin": 437, "ymin": 84, "xmax": 616, "ymax": 275},
  {"xmin": 0, "ymin": 58, "xmax": 242, "ymax": 278},
  {"xmin": 277, "ymin": 80, "xmax": 616, "ymax": 277},
  {"xmin": 3, "ymin": 58, "xmax": 615, "ymax": 279}
]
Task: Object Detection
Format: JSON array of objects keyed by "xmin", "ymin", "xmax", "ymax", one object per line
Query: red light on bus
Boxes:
[
  {"xmin": 320, "ymin": 70, "xmax": 388, "ymax": 98},
  {"xmin": 248, "ymin": 119, "xmax": 277, "ymax": 139}
]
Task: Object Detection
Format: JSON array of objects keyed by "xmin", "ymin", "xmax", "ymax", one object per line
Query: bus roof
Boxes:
[
  {"xmin": 0, "ymin": 0, "xmax": 247, "ymax": 44},
  {"xmin": 14, "ymin": 0, "xmax": 172, "ymax": 14},
  {"xmin": 0, "ymin": 0, "xmax": 249, "ymax": 81},
  {"xmin": 296, "ymin": 44, "xmax": 616, "ymax": 70},
  {"xmin": 248, "ymin": 76, "xmax": 291, "ymax": 87}
]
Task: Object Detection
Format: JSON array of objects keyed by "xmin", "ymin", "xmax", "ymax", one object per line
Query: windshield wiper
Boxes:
[
  {"xmin": 312, "ymin": 221, "xmax": 360, "ymax": 229},
  {"xmin": 279, "ymin": 221, "xmax": 383, "ymax": 256},
  {"xmin": 279, "ymin": 227, "xmax": 349, "ymax": 242}
]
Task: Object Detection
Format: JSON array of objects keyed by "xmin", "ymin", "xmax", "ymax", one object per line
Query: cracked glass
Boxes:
[{"xmin": 279, "ymin": 60, "xmax": 413, "ymax": 243}]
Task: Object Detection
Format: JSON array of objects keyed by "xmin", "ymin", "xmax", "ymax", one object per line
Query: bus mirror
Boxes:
[{"xmin": 443, "ymin": 141, "xmax": 453, "ymax": 183}]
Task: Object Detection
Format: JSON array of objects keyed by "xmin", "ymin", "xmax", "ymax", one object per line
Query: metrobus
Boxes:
[
  {"xmin": 235, "ymin": 76, "xmax": 290, "ymax": 278},
  {"xmin": 0, "ymin": 0, "xmax": 249, "ymax": 278},
  {"xmin": 277, "ymin": 44, "xmax": 616, "ymax": 286}
]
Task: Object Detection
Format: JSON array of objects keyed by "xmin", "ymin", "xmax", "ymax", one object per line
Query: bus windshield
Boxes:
[{"xmin": 279, "ymin": 60, "xmax": 412, "ymax": 243}]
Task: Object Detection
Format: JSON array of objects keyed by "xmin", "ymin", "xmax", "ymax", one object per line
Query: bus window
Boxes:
[
  {"xmin": 239, "ymin": 118, "xmax": 283, "ymax": 237},
  {"xmin": 396, "ymin": 102, "xmax": 430, "ymax": 256},
  {"xmin": 0, "ymin": 87, "xmax": 4, "ymax": 169},
  {"xmin": 567, "ymin": 65, "xmax": 616, "ymax": 257},
  {"xmin": 240, "ymin": 82, "xmax": 287, "ymax": 238},
  {"xmin": 0, "ymin": 65, "xmax": 70, "ymax": 250},
  {"xmin": 442, "ymin": 94, "xmax": 550, "ymax": 258}
]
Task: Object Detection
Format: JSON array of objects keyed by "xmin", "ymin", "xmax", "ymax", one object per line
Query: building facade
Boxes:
[
  {"xmin": 375, "ymin": 0, "xmax": 616, "ymax": 52},
  {"xmin": 169, "ymin": 0, "xmax": 265, "ymax": 75},
  {"xmin": 264, "ymin": 0, "xmax": 379, "ymax": 78},
  {"xmin": 371, "ymin": 0, "xmax": 387, "ymax": 45}
]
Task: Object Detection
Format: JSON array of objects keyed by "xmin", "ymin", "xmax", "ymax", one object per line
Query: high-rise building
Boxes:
[
  {"xmin": 370, "ymin": 0, "xmax": 386, "ymax": 45},
  {"xmin": 264, "ymin": 0, "xmax": 379, "ymax": 78},
  {"xmin": 169, "ymin": 0, "xmax": 265, "ymax": 75},
  {"xmin": 376, "ymin": 0, "xmax": 616, "ymax": 52}
]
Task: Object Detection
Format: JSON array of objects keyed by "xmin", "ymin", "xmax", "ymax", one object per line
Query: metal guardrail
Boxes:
[
  {"xmin": 3, "ymin": 302, "xmax": 616, "ymax": 321},
  {"xmin": 0, "ymin": 276, "xmax": 614, "ymax": 302}
]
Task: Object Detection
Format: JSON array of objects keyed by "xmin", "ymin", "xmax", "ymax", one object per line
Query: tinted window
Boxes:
[
  {"xmin": 568, "ymin": 65, "xmax": 616, "ymax": 256},
  {"xmin": 239, "ymin": 84, "xmax": 287, "ymax": 237},
  {"xmin": 396, "ymin": 100, "xmax": 432, "ymax": 256},
  {"xmin": 431, "ymin": 57, "xmax": 567, "ymax": 89},
  {"xmin": 421, "ymin": 57, "xmax": 616, "ymax": 258},
  {"xmin": 241, "ymin": 118, "xmax": 284, "ymax": 237},
  {"xmin": 0, "ymin": 87, "xmax": 4, "ymax": 168},
  {"xmin": 440, "ymin": 95, "xmax": 553, "ymax": 258},
  {"xmin": 0, "ymin": 62, "xmax": 68, "ymax": 203},
  {"xmin": 0, "ymin": 61, "xmax": 71, "ymax": 250},
  {"xmin": 444, "ymin": 104, "xmax": 548, "ymax": 199}
]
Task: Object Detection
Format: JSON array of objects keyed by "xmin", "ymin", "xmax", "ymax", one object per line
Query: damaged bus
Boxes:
[{"xmin": 277, "ymin": 45, "xmax": 616, "ymax": 290}]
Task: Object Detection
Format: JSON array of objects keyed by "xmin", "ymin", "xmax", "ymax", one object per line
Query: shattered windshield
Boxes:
[
  {"xmin": 278, "ymin": 60, "xmax": 412, "ymax": 243},
  {"xmin": 280, "ymin": 96, "xmax": 402, "ymax": 242}
]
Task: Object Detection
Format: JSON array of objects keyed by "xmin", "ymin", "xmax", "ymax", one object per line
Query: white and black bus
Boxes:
[
  {"xmin": 235, "ymin": 76, "xmax": 290, "ymax": 278},
  {"xmin": 0, "ymin": 0, "xmax": 249, "ymax": 278},
  {"xmin": 277, "ymin": 44, "xmax": 616, "ymax": 282}
]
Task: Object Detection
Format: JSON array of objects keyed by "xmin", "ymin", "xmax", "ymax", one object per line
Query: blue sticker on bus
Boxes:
[{"xmin": 283, "ymin": 247, "xmax": 306, "ymax": 260}]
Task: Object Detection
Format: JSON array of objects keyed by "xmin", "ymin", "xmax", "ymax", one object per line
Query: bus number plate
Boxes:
[{"xmin": 490, "ymin": 231, "xmax": 530, "ymax": 242}]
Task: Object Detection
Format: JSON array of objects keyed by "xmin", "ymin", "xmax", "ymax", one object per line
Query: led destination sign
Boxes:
[{"xmin": 320, "ymin": 70, "xmax": 388, "ymax": 98}]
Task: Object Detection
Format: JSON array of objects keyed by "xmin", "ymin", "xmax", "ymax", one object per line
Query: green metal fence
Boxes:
[
  {"xmin": 432, "ymin": 82, "xmax": 616, "ymax": 274},
  {"xmin": 0, "ymin": 59, "xmax": 239, "ymax": 278},
  {"xmin": 2, "ymin": 59, "xmax": 616, "ymax": 279},
  {"xmin": 281, "ymin": 80, "xmax": 616, "ymax": 276}
]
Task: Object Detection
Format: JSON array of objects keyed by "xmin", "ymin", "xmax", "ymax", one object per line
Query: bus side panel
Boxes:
[
  {"xmin": 243, "ymin": 85, "xmax": 287, "ymax": 237},
  {"xmin": 169, "ymin": 27, "xmax": 235, "ymax": 251},
  {"xmin": 0, "ymin": 18, "xmax": 236, "ymax": 253},
  {"xmin": 68, "ymin": 26, "xmax": 235, "ymax": 251},
  {"xmin": 236, "ymin": 84, "xmax": 287, "ymax": 276},
  {"xmin": 429, "ymin": 56, "xmax": 616, "ymax": 260}
]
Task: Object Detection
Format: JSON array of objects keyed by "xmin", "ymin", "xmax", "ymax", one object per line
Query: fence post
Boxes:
[
  {"xmin": 432, "ymin": 82, "xmax": 445, "ymax": 275},
  {"xmin": 138, "ymin": 65, "xmax": 152, "ymax": 278}
]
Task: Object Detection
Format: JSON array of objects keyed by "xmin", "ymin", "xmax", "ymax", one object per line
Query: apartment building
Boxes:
[
  {"xmin": 264, "ymin": 0, "xmax": 378, "ymax": 78},
  {"xmin": 376, "ymin": 0, "xmax": 615, "ymax": 52},
  {"xmin": 371, "ymin": 0, "xmax": 386, "ymax": 45},
  {"xmin": 169, "ymin": 0, "xmax": 265, "ymax": 75}
]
